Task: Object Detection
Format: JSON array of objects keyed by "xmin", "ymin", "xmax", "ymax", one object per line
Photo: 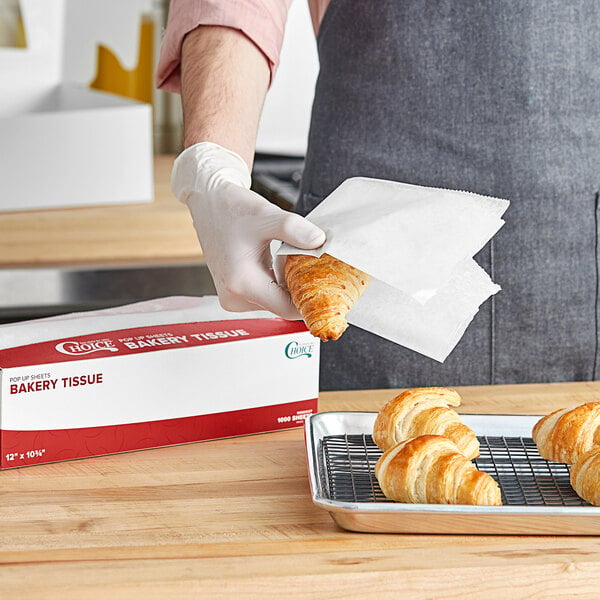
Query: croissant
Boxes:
[
  {"xmin": 531, "ymin": 402, "xmax": 600, "ymax": 464},
  {"xmin": 374, "ymin": 435, "xmax": 502, "ymax": 505},
  {"xmin": 284, "ymin": 253, "xmax": 370, "ymax": 341},
  {"xmin": 570, "ymin": 447, "xmax": 600, "ymax": 506},
  {"xmin": 372, "ymin": 387, "xmax": 480, "ymax": 459}
]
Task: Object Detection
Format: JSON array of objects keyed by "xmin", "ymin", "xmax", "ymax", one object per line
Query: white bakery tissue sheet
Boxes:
[{"xmin": 275, "ymin": 177, "xmax": 509, "ymax": 362}]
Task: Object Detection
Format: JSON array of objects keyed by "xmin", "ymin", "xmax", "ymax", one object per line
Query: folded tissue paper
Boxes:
[{"xmin": 276, "ymin": 177, "xmax": 509, "ymax": 362}]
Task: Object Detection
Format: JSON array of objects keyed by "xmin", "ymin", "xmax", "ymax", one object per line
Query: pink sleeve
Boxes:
[{"xmin": 156, "ymin": 0, "xmax": 293, "ymax": 93}]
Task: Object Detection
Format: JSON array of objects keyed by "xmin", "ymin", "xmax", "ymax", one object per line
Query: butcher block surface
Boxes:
[
  {"xmin": 0, "ymin": 155, "xmax": 202, "ymax": 267},
  {"xmin": 2, "ymin": 382, "xmax": 600, "ymax": 599}
]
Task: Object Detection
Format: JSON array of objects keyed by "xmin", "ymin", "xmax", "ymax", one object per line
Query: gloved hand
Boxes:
[{"xmin": 171, "ymin": 142, "xmax": 326, "ymax": 318}]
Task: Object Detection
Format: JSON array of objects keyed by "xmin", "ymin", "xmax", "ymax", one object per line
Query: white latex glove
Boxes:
[{"xmin": 171, "ymin": 142, "xmax": 326, "ymax": 318}]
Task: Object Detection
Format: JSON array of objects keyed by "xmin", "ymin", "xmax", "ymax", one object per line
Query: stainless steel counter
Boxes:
[{"xmin": 0, "ymin": 263, "xmax": 216, "ymax": 323}]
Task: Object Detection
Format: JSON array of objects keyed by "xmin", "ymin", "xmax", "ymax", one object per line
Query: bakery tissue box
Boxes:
[{"xmin": 0, "ymin": 297, "xmax": 319, "ymax": 469}]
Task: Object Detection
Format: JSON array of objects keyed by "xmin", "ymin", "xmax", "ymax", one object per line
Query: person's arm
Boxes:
[
  {"xmin": 171, "ymin": 25, "xmax": 326, "ymax": 318},
  {"xmin": 181, "ymin": 25, "xmax": 268, "ymax": 169}
]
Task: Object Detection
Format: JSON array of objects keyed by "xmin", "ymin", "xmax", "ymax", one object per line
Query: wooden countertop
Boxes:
[
  {"xmin": 0, "ymin": 156, "xmax": 203, "ymax": 268},
  {"xmin": 2, "ymin": 381, "xmax": 600, "ymax": 599}
]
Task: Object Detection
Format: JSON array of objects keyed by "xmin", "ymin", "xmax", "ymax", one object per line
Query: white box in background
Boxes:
[
  {"xmin": 0, "ymin": 0, "xmax": 153, "ymax": 212},
  {"xmin": 255, "ymin": 0, "xmax": 319, "ymax": 156},
  {"xmin": 0, "ymin": 297, "xmax": 320, "ymax": 468}
]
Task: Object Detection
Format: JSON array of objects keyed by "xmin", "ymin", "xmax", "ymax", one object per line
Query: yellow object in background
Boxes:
[
  {"xmin": 90, "ymin": 14, "xmax": 154, "ymax": 104},
  {"xmin": 0, "ymin": 0, "xmax": 26, "ymax": 48},
  {"xmin": 14, "ymin": 15, "xmax": 25, "ymax": 46}
]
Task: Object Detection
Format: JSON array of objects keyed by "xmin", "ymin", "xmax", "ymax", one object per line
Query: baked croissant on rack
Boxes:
[
  {"xmin": 284, "ymin": 253, "xmax": 370, "ymax": 341},
  {"xmin": 532, "ymin": 402, "xmax": 600, "ymax": 464},
  {"xmin": 372, "ymin": 387, "xmax": 480, "ymax": 459},
  {"xmin": 374, "ymin": 435, "xmax": 502, "ymax": 505},
  {"xmin": 570, "ymin": 447, "xmax": 600, "ymax": 506}
]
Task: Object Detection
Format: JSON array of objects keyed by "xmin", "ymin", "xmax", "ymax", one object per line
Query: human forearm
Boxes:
[
  {"xmin": 180, "ymin": 25, "xmax": 270, "ymax": 170},
  {"xmin": 174, "ymin": 23, "xmax": 325, "ymax": 319}
]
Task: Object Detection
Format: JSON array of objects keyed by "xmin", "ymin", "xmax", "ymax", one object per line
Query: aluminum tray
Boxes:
[{"xmin": 305, "ymin": 411, "xmax": 600, "ymax": 535}]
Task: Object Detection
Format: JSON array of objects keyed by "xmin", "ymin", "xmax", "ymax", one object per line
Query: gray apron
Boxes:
[{"xmin": 297, "ymin": 0, "xmax": 600, "ymax": 391}]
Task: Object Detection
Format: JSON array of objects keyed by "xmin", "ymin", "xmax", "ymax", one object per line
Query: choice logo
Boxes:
[
  {"xmin": 55, "ymin": 339, "xmax": 119, "ymax": 356},
  {"xmin": 285, "ymin": 340, "xmax": 314, "ymax": 359}
]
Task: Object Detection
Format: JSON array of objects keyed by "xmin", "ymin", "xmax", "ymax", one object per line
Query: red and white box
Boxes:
[{"xmin": 0, "ymin": 297, "xmax": 320, "ymax": 468}]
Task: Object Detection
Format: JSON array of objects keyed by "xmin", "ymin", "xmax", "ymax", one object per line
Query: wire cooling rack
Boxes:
[{"xmin": 321, "ymin": 434, "xmax": 588, "ymax": 506}]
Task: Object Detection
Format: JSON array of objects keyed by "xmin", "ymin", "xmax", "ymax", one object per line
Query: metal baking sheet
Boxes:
[{"xmin": 304, "ymin": 411, "xmax": 600, "ymax": 535}]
